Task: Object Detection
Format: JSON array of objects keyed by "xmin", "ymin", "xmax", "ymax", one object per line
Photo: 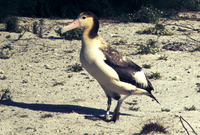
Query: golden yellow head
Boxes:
[{"xmin": 61, "ymin": 12, "xmax": 99, "ymax": 39}]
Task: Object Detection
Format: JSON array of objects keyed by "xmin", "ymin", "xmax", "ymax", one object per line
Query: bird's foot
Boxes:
[
  {"xmin": 110, "ymin": 111, "xmax": 119, "ymax": 123},
  {"xmin": 103, "ymin": 114, "xmax": 110, "ymax": 120}
]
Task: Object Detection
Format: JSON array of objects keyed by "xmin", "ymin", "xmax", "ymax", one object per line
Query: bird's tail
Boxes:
[{"xmin": 149, "ymin": 93, "xmax": 160, "ymax": 104}]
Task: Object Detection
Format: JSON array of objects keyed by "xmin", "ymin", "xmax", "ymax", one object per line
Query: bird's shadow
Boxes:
[{"xmin": 0, "ymin": 100, "xmax": 130, "ymax": 122}]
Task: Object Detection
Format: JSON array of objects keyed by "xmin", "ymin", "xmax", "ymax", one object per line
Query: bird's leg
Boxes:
[
  {"xmin": 104, "ymin": 97, "xmax": 111, "ymax": 120},
  {"xmin": 111, "ymin": 91, "xmax": 133, "ymax": 122}
]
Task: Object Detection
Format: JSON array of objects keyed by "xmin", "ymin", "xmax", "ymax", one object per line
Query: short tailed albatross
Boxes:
[{"xmin": 61, "ymin": 12, "xmax": 159, "ymax": 122}]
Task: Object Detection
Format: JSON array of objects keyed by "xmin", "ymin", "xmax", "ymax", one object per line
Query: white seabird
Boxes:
[{"xmin": 61, "ymin": 12, "xmax": 159, "ymax": 122}]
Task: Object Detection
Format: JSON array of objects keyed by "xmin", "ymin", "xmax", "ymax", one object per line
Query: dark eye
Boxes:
[{"xmin": 82, "ymin": 16, "xmax": 86, "ymax": 19}]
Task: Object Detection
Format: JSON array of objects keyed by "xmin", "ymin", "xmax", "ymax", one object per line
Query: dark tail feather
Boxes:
[{"xmin": 149, "ymin": 94, "xmax": 160, "ymax": 104}]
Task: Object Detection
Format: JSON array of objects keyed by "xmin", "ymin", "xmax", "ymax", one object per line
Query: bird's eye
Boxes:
[{"xmin": 82, "ymin": 16, "xmax": 86, "ymax": 19}]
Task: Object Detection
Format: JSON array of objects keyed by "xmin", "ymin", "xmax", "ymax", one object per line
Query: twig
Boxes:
[{"xmin": 179, "ymin": 116, "xmax": 197, "ymax": 135}]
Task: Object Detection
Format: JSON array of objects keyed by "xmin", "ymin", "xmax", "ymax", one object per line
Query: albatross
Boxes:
[{"xmin": 61, "ymin": 12, "xmax": 159, "ymax": 122}]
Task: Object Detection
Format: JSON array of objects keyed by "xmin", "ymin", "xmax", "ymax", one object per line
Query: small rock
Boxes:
[
  {"xmin": 44, "ymin": 64, "xmax": 50, "ymax": 69},
  {"xmin": 0, "ymin": 70, "xmax": 4, "ymax": 74}
]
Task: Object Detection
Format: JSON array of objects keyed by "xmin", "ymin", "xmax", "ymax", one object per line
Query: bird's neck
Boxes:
[{"xmin": 82, "ymin": 27, "xmax": 98, "ymax": 47}]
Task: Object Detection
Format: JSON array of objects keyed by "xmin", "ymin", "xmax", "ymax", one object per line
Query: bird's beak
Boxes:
[{"xmin": 61, "ymin": 19, "xmax": 80, "ymax": 34}]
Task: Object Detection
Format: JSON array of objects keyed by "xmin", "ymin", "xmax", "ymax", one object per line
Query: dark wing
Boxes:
[{"xmin": 100, "ymin": 46, "xmax": 154, "ymax": 93}]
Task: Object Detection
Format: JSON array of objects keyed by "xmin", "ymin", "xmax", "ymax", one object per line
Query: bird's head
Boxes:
[{"xmin": 61, "ymin": 12, "xmax": 99, "ymax": 39}]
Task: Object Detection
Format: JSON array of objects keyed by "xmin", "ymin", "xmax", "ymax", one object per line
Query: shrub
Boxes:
[
  {"xmin": 137, "ymin": 24, "xmax": 174, "ymax": 36},
  {"xmin": 137, "ymin": 39, "xmax": 159, "ymax": 54},
  {"xmin": 148, "ymin": 72, "xmax": 161, "ymax": 79},
  {"xmin": 55, "ymin": 27, "xmax": 82, "ymax": 40},
  {"xmin": 137, "ymin": 5, "xmax": 162, "ymax": 23},
  {"xmin": 5, "ymin": 16, "xmax": 22, "ymax": 33}
]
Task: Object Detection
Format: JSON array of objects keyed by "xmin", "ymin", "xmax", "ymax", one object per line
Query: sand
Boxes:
[{"xmin": 0, "ymin": 14, "xmax": 200, "ymax": 135}]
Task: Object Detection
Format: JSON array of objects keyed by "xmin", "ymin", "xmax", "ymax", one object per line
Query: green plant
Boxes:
[
  {"xmin": 22, "ymin": 79, "xmax": 28, "ymax": 83},
  {"xmin": 69, "ymin": 63, "xmax": 83, "ymax": 72},
  {"xmin": 33, "ymin": 21, "xmax": 38, "ymax": 34},
  {"xmin": 196, "ymin": 83, "xmax": 200, "ymax": 87},
  {"xmin": 192, "ymin": 46, "xmax": 200, "ymax": 52},
  {"xmin": 55, "ymin": 27, "xmax": 82, "ymax": 40},
  {"xmin": 125, "ymin": 102, "xmax": 137, "ymax": 106},
  {"xmin": 2, "ymin": 44, "xmax": 13, "ymax": 50},
  {"xmin": 0, "ymin": 44, "xmax": 14, "ymax": 59},
  {"xmin": 5, "ymin": 16, "xmax": 22, "ymax": 33},
  {"xmin": 148, "ymin": 72, "xmax": 161, "ymax": 79},
  {"xmin": 137, "ymin": 24, "xmax": 173, "ymax": 36},
  {"xmin": 53, "ymin": 81, "xmax": 65, "ymax": 86},
  {"xmin": 171, "ymin": 77, "xmax": 177, "ymax": 81},
  {"xmin": 129, "ymin": 107, "xmax": 139, "ymax": 111},
  {"xmin": 158, "ymin": 55, "xmax": 168, "ymax": 61},
  {"xmin": 142, "ymin": 64, "xmax": 151, "ymax": 69},
  {"xmin": 41, "ymin": 113, "xmax": 53, "ymax": 118},
  {"xmin": 184, "ymin": 105, "xmax": 196, "ymax": 111},
  {"xmin": 112, "ymin": 39, "xmax": 127, "ymax": 45},
  {"xmin": 0, "ymin": 88, "xmax": 12, "ymax": 101},
  {"xmin": 137, "ymin": 39, "xmax": 159, "ymax": 54},
  {"xmin": 138, "ymin": 5, "xmax": 162, "ymax": 23},
  {"xmin": 161, "ymin": 108, "xmax": 170, "ymax": 112},
  {"xmin": 68, "ymin": 74, "xmax": 73, "ymax": 78},
  {"xmin": 197, "ymin": 75, "xmax": 200, "ymax": 78}
]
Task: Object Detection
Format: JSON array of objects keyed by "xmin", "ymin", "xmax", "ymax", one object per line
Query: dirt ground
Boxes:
[{"xmin": 0, "ymin": 12, "xmax": 200, "ymax": 134}]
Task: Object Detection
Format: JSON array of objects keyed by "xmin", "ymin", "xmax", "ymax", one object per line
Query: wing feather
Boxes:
[{"xmin": 100, "ymin": 45, "xmax": 154, "ymax": 93}]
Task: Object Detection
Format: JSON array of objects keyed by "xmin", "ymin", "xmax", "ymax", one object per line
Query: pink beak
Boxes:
[{"xmin": 61, "ymin": 19, "xmax": 80, "ymax": 34}]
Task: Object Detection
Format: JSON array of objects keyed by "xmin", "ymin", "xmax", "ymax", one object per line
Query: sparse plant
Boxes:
[
  {"xmin": 137, "ymin": 5, "xmax": 162, "ymax": 23},
  {"xmin": 5, "ymin": 16, "xmax": 22, "ymax": 33},
  {"xmin": 192, "ymin": 46, "xmax": 200, "ymax": 52},
  {"xmin": 0, "ymin": 88, "xmax": 12, "ymax": 101},
  {"xmin": 158, "ymin": 55, "xmax": 168, "ymax": 61},
  {"xmin": 185, "ymin": 96, "xmax": 188, "ymax": 98},
  {"xmin": 171, "ymin": 77, "xmax": 177, "ymax": 81},
  {"xmin": 184, "ymin": 105, "xmax": 196, "ymax": 111},
  {"xmin": 142, "ymin": 64, "xmax": 151, "ymax": 69},
  {"xmin": 117, "ymin": 13, "xmax": 135, "ymax": 23},
  {"xmin": 129, "ymin": 107, "xmax": 139, "ymax": 111},
  {"xmin": 89, "ymin": 80, "xmax": 95, "ymax": 82},
  {"xmin": 55, "ymin": 27, "xmax": 82, "ymax": 40},
  {"xmin": 197, "ymin": 75, "xmax": 200, "ymax": 78},
  {"xmin": 69, "ymin": 63, "xmax": 83, "ymax": 72},
  {"xmin": 22, "ymin": 79, "xmax": 28, "ymax": 83},
  {"xmin": 137, "ymin": 24, "xmax": 173, "ymax": 36},
  {"xmin": 125, "ymin": 101, "xmax": 138, "ymax": 111},
  {"xmin": 68, "ymin": 74, "xmax": 73, "ymax": 78},
  {"xmin": 196, "ymin": 83, "xmax": 200, "ymax": 87},
  {"xmin": 125, "ymin": 102, "xmax": 137, "ymax": 106},
  {"xmin": 112, "ymin": 39, "xmax": 127, "ymax": 45},
  {"xmin": 148, "ymin": 72, "xmax": 161, "ymax": 79},
  {"xmin": 53, "ymin": 81, "xmax": 65, "ymax": 86},
  {"xmin": 140, "ymin": 122, "xmax": 168, "ymax": 134},
  {"xmin": 38, "ymin": 19, "xmax": 44, "ymax": 38},
  {"xmin": 137, "ymin": 39, "xmax": 159, "ymax": 54},
  {"xmin": 33, "ymin": 21, "xmax": 38, "ymax": 34},
  {"xmin": 0, "ymin": 44, "xmax": 14, "ymax": 59},
  {"xmin": 41, "ymin": 113, "xmax": 53, "ymax": 118},
  {"xmin": 161, "ymin": 108, "xmax": 170, "ymax": 112}
]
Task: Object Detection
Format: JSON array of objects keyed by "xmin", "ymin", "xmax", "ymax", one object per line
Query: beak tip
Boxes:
[{"xmin": 61, "ymin": 27, "xmax": 66, "ymax": 34}]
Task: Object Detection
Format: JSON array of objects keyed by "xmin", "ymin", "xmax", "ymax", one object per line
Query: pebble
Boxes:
[
  {"xmin": 44, "ymin": 64, "xmax": 50, "ymax": 69},
  {"xmin": 0, "ymin": 70, "xmax": 4, "ymax": 74}
]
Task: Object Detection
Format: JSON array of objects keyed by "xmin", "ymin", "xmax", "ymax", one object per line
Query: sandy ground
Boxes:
[{"xmin": 0, "ymin": 14, "xmax": 200, "ymax": 135}]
